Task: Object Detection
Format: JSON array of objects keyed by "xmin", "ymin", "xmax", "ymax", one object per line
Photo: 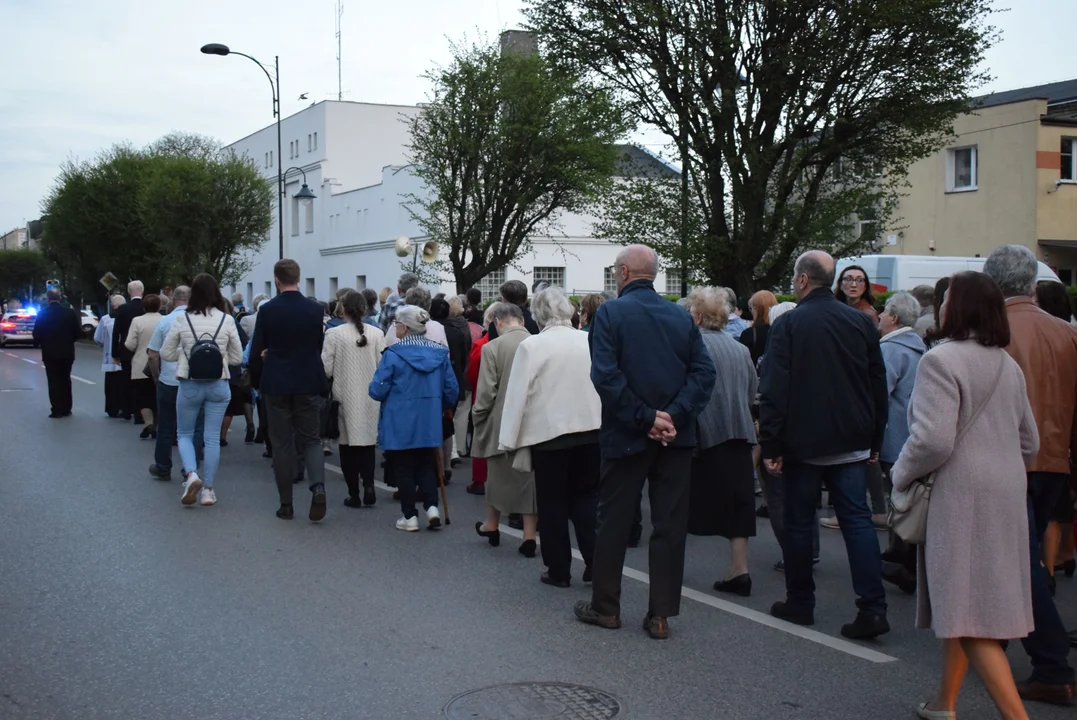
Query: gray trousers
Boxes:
[{"xmin": 265, "ymin": 394, "xmax": 325, "ymax": 505}]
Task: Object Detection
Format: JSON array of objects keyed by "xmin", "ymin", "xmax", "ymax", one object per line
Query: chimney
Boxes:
[{"xmin": 499, "ymin": 30, "xmax": 538, "ymax": 56}]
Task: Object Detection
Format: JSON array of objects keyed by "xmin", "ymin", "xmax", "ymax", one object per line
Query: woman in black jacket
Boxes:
[
  {"xmin": 738, "ymin": 290, "xmax": 778, "ymax": 367},
  {"xmin": 431, "ymin": 297, "xmax": 471, "ymax": 479}
]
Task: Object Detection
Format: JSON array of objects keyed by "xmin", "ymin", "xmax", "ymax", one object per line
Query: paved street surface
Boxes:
[{"xmin": 2, "ymin": 344, "xmax": 1075, "ymax": 719}]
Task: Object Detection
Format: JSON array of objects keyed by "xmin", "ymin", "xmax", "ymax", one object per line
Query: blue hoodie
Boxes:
[
  {"xmin": 880, "ymin": 328, "xmax": 927, "ymax": 464},
  {"xmin": 369, "ymin": 337, "xmax": 459, "ymax": 450}
]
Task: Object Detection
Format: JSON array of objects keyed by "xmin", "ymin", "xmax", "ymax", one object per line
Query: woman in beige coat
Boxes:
[
  {"xmin": 892, "ymin": 271, "xmax": 1038, "ymax": 720},
  {"xmin": 323, "ymin": 291, "xmax": 386, "ymax": 508},
  {"xmin": 472, "ymin": 302, "xmax": 537, "ymax": 556},
  {"xmin": 125, "ymin": 293, "xmax": 162, "ymax": 437}
]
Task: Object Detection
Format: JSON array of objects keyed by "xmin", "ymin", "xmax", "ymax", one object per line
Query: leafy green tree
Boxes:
[
  {"xmin": 0, "ymin": 249, "xmax": 54, "ymax": 303},
  {"xmin": 526, "ymin": 0, "xmax": 998, "ymax": 294},
  {"xmin": 406, "ymin": 36, "xmax": 628, "ymax": 293}
]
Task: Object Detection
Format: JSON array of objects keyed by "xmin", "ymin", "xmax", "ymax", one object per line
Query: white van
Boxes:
[{"xmin": 835, "ymin": 254, "xmax": 1061, "ymax": 292}]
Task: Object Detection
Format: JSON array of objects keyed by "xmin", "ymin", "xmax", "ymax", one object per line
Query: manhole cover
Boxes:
[{"xmin": 444, "ymin": 682, "xmax": 622, "ymax": 719}]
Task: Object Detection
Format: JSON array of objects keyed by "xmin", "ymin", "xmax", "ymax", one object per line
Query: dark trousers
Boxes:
[
  {"xmin": 44, "ymin": 360, "xmax": 73, "ymax": 415},
  {"xmin": 533, "ymin": 442, "xmax": 600, "ymax": 582},
  {"xmin": 118, "ymin": 360, "xmax": 133, "ymax": 417},
  {"xmin": 762, "ymin": 467, "xmax": 819, "ymax": 557},
  {"xmin": 257, "ymin": 395, "xmax": 271, "ymax": 452},
  {"xmin": 155, "ymin": 383, "xmax": 204, "ymax": 473},
  {"xmin": 1021, "ymin": 472, "xmax": 1075, "ymax": 685},
  {"xmin": 389, "ymin": 448, "xmax": 437, "ymax": 519},
  {"xmin": 265, "ymin": 394, "xmax": 325, "ymax": 505},
  {"xmin": 104, "ymin": 371, "xmax": 123, "ymax": 416},
  {"xmin": 339, "ymin": 444, "xmax": 376, "ymax": 496},
  {"xmin": 783, "ymin": 460, "xmax": 887, "ymax": 617},
  {"xmin": 591, "ymin": 445, "xmax": 693, "ymax": 619}
]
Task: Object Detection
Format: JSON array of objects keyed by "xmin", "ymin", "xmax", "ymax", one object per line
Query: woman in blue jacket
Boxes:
[{"xmin": 369, "ymin": 305, "xmax": 459, "ymax": 531}]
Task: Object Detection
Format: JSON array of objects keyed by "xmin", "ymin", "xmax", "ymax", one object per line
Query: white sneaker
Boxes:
[
  {"xmin": 181, "ymin": 473, "xmax": 203, "ymax": 506},
  {"xmin": 396, "ymin": 515, "xmax": 420, "ymax": 532},
  {"xmin": 426, "ymin": 505, "xmax": 442, "ymax": 530},
  {"xmin": 200, "ymin": 488, "xmax": 217, "ymax": 506}
]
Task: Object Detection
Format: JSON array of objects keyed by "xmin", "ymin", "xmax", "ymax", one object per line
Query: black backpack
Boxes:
[{"xmin": 184, "ymin": 312, "xmax": 227, "ymax": 380}]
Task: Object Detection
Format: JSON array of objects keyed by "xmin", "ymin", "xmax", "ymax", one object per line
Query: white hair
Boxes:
[
  {"xmin": 530, "ymin": 287, "xmax": 575, "ymax": 328},
  {"xmin": 128, "ymin": 280, "xmax": 144, "ymax": 297},
  {"xmin": 983, "ymin": 244, "xmax": 1038, "ymax": 298},
  {"xmin": 884, "ymin": 291, "xmax": 920, "ymax": 328},
  {"xmin": 231, "ymin": 292, "xmax": 245, "ymax": 305},
  {"xmin": 395, "ymin": 304, "xmax": 429, "ymax": 335},
  {"xmin": 769, "ymin": 302, "xmax": 797, "ymax": 323},
  {"xmin": 110, "ymin": 294, "xmax": 126, "ymax": 309},
  {"xmin": 252, "ymin": 293, "xmax": 269, "ymax": 311}
]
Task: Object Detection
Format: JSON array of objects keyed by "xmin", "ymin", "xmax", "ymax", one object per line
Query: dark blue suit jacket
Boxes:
[
  {"xmin": 32, "ymin": 302, "xmax": 81, "ymax": 364},
  {"xmin": 249, "ymin": 291, "xmax": 328, "ymax": 396},
  {"xmin": 588, "ymin": 280, "xmax": 716, "ymax": 459}
]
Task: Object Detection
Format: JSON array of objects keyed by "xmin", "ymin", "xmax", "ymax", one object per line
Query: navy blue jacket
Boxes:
[
  {"xmin": 248, "ymin": 291, "xmax": 328, "ymax": 396},
  {"xmin": 369, "ymin": 338, "xmax": 459, "ymax": 450},
  {"xmin": 32, "ymin": 302, "xmax": 81, "ymax": 364},
  {"xmin": 588, "ymin": 280, "xmax": 716, "ymax": 459},
  {"xmin": 758, "ymin": 287, "xmax": 888, "ymax": 462}
]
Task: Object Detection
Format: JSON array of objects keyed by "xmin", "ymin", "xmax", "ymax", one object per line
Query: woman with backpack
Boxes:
[{"xmin": 161, "ymin": 273, "xmax": 244, "ymax": 508}]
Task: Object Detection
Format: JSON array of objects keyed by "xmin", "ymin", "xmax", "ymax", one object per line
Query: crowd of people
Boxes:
[{"xmin": 27, "ymin": 241, "xmax": 1077, "ymax": 719}]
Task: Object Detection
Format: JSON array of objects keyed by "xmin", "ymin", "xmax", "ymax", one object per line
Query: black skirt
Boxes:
[
  {"xmin": 132, "ymin": 378, "xmax": 157, "ymax": 413},
  {"xmin": 687, "ymin": 440, "xmax": 756, "ymax": 539}
]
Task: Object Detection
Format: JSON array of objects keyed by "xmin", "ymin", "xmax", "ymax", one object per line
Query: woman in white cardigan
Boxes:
[
  {"xmin": 161, "ymin": 274, "xmax": 243, "ymax": 508},
  {"xmin": 499, "ymin": 286, "xmax": 603, "ymax": 588},
  {"xmin": 323, "ymin": 290, "xmax": 386, "ymax": 508}
]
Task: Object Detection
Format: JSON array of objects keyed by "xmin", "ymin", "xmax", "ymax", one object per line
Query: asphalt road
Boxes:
[{"xmin": 1, "ymin": 343, "xmax": 1075, "ymax": 720}]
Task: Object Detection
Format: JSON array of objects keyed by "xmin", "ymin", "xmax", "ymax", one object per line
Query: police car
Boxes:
[{"xmin": 0, "ymin": 308, "xmax": 38, "ymax": 347}]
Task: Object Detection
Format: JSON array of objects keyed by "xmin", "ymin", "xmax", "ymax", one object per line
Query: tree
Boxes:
[
  {"xmin": 526, "ymin": 0, "xmax": 998, "ymax": 294},
  {"xmin": 406, "ymin": 36, "xmax": 628, "ymax": 293},
  {"xmin": 0, "ymin": 249, "xmax": 53, "ymax": 303}
]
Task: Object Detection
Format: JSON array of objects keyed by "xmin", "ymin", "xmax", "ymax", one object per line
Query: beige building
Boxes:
[
  {"xmin": 885, "ymin": 78, "xmax": 1077, "ymax": 284},
  {"xmin": 0, "ymin": 227, "xmax": 27, "ymax": 250}
]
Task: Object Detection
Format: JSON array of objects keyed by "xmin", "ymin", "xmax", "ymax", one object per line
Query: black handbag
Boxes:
[{"xmin": 321, "ymin": 380, "xmax": 341, "ymax": 440}]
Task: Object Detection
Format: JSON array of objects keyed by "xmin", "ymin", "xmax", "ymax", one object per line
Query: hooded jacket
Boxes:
[
  {"xmin": 368, "ymin": 336, "xmax": 459, "ymax": 451},
  {"xmin": 880, "ymin": 327, "xmax": 927, "ymax": 464}
]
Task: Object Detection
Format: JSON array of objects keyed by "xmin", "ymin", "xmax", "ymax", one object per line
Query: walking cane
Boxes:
[{"xmin": 435, "ymin": 448, "xmax": 451, "ymax": 525}]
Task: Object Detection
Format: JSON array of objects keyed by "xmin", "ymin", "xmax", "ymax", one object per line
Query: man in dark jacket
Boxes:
[
  {"xmin": 250, "ymin": 259, "xmax": 330, "ymax": 523},
  {"xmin": 432, "ymin": 297, "xmax": 471, "ymax": 478},
  {"xmin": 574, "ymin": 245, "xmax": 716, "ymax": 640},
  {"xmin": 110, "ymin": 280, "xmax": 145, "ymax": 421},
  {"xmin": 32, "ymin": 289, "xmax": 82, "ymax": 418},
  {"xmin": 759, "ymin": 250, "xmax": 889, "ymax": 639},
  {"xmin": 499, "ymin": 279, "xmax": 540, "ymax": 335}
]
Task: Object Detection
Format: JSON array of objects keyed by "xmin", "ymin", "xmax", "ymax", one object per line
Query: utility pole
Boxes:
[{"xmin": 336, "ymin": 0, "xmax": 344, "ymax": 101}]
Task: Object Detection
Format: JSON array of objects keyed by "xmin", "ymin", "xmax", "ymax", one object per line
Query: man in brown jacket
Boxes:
[{"xmin": 985, "ymin": 244, "xmax": 1077, "ymax": 706}]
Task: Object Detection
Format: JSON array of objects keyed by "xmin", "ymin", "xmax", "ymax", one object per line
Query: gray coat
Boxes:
[
  {"xmin": 472, "ymin": 325, "xmax": 530, "ymax": 459},
  {"xmin": 696, "ymin": 329, "xmax": 757, "ymax": 448},
  {"xmin": 879, "ymin": 328, "xmax": 926, "ymax": 464},
  {"xmin": 891, "ymin": 340, "xmax": 1038, "ymax": 639}
]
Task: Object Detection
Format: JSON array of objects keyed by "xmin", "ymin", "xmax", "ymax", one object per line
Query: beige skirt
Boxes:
[{"xmin": 486, "ymin": 454, "xmax": 537, "ymax": 514}]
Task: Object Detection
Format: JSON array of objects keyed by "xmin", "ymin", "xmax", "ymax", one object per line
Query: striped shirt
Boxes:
[{"xmin": 696, "ymin": 329, "xmax": 758, "ymax": 449}]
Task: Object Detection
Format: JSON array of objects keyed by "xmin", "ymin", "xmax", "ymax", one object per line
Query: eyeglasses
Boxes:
[{"xmin": 841, "ymin": 276, "xmax": 867, "ymax": 286}]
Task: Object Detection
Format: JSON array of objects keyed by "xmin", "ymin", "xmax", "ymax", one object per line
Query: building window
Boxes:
[
  {"xmin": 355, "ymin": 275, "xmax": 366, "ymax": 290},
  {"xmin": 603, "ymin": 267, "xmax": 617, "ymax": 294},
  {"xmin": 329, "ymin": 277, "xmax": 338, "ymax": 297},
  {"xmin": 306, "ymin": 278, "xmax": 315, "ymax": 297},
  {"xmin": 308, "ymin": 134, "xmax": 312, "ymax": 152},
  {"xmin": 1063, "ymin": 138, "xmax": 1075, "ymax": 182},
  {"xmin": 946, "ymin": 146, "xmax": 977, "ymax": 192},
  {"xmin": 289, "ymin": 141, "xmax": 293, "ymax": 159},
  {"xmin": 304, "ymin": 202, "xmax": 314, "ymax": 233},
  {"xmin": 665, "ymin": 269, "xmax": 685, "ymax": 296},
  {"xmin": 270, "ymin": 150, "xmax": 274, "ymax": 167},
  {"xmin": 246, "ymin": 282, "xmax": 253, "ymax": 305},
  {"xmin": 290, "ymin": 197, "xmax": 300, "ymax": 236},
  {"xmin": 265, "ymin": 152, "xmax": 269, "ymax": 168},
  {"xmin": 532, "ymin": 266, "xmax": 565, "ymax": 289},
  {"xmin": 313, "ymin": 132, "xmax": 318, "ymax": 151},
  {"xmin": 265, "ymin": 281, "xmax": 272, "ymax": 297},
  {"xmin": 475, "ymin": 268, "xmax": 507, "ymax": 301}
]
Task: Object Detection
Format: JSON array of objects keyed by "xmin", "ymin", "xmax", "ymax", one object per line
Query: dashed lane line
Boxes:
[
  {"xmin": 324, "ymin": 462, "xmax": 898, "ymax": 664},
  {"xmin": 71, "ymin": 375, "xmax": 96, "ymax": 385},
  {"xmin": 20, "ymin": 358, "xmax": 37, "ymax": 364}
]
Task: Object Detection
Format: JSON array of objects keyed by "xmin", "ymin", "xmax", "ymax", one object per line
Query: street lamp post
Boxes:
[
  {"xmin": 201, "ymin": 43, "xmax": 285, "ymax": 260},
  {"xmin": 282, "ymin": 167, "xmax": 317, "ymax": 226}
]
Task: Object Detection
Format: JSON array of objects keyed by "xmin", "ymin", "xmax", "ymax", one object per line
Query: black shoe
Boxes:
[
  {"xmin": 392, "ymin": 490, "xmax": 401, "ymax": 501},
  {"xmin": 582, "ymin": 565, "xmax": 593, "ymax": 583},
  {"xmin": 450, "ymin": 457, "xmax": 461, "ymax": 468},
  {"xmin": 882, "ymin": 563, "xmax": 917, "ymax": 595},
  {"xmin": 253, "ymin": 429, "xmax": 264, "ymax": 445},
  {"xmin": 276, "ymin": 503, "xmax": 294, "ymax": 520},
  {"xmin": 475, "ymin": 521, "xmax": 500, "ymax": 547},
  {"xmin": 48, "ymin": 412, "xmax": 63, "ymax": 419},
  {"xmin": 628, "ymin": 526, "xmax": 642, "ymax": 548},
  {"xmin": 519, "ymin": 539, "xmax": 537, "ymax": 558},
  {"xmin": 508, "ymin": 513, "xmax": 523, "ymax": 530},
  {"xmin": 119, "ymin": 414, "xmax": 132, "ymax": 421},
  {"xmin": 263, "ymin": 450, "xmax": 272, "ymax": 458},
  {"xmin": 106, "ymin": 411, "xmax": 121, "ymax": 419},
  {"xmin": 770, "ymin": 601, "xmax": 814, "ymax": 626},
  {"xmin": 574, "ymin": 601, "xmax": 621, "ymax": 629},
  {"xmin": 642, "ymin": 612, "xmax": 669, "ymax": 640},
  {"xmin": 466, "ymin": 482, "xmax": 485, "ymax": 495},
  {"xmin": 363, "ymin": 487, "xmax": 377, "ymax": 507},
  {"xmin": 220, "ymin": 439, "xmax": 229, "ymax": 448},
  {"xmin": 756, "ymin": 504, "xmax": 769, "ymax": 518},
  {"xmin": 1059, "ymin": 559, "xmax": 1077, "ymax": 578},
  {"xmin": 344, "ymin": 495, "xmax": 363, "ymax": 509},
  {"xmin": 309, "ymin": 483, "xmax": 327, "ymax": 522},
  {"xmin": 1069, "ymin": 629, "xmax": 1077, "ymax": 649},
  {"xmin": 541, "ymin": 572, "xmax": 570, "ymax": 588},
  {"xmin": 841, "ymin": 613, "xmax": 890, "ymax": 640},
  {"xmin": 148, "ymin": 464, "xmax": 171, "ymax": 481},
  {"xmin": 1048, "ymin": 574, "xmax": 1057, "ymax": 597},
  {"xmin": 713, "ymin": 574, "xmax": 752, "ymax": 597},
  {"xmin": 443, "ymin": 470, "xmax": 452, "ymax": 485},
  {"xmin": 245, "ymin": 426, "xmax": 256, "ymax": 444}
]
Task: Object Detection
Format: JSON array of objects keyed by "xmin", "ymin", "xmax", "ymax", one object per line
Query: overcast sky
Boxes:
[{"xmin": 0, "ymin": 0, "xmax": 1071, "ymax": 233}]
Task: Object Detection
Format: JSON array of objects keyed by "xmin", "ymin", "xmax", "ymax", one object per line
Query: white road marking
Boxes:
[
  {"xmin": 71, "ymin": 375, "xmax": 96, "ymax": 385},
  {"xmin": 324, "ymin": 462, "xmax": 898, "ymax": 664},
  {"xmin": 20, "ymin": 358, "xmax": 37, "ymax": 364},
  {"xmin": 2, "ymin": 352, "xmax": 18, "ymax": 358}
]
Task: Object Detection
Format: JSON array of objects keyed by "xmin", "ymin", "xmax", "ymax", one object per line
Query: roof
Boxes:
[
  {"xmin": 973, "ymin": 78, "xmax": 1077, "ymax": 110},
  {"xmin": 614, "ymin": 144, "xmax": 679, "ymax": 179},
  {"xmin": 1042, "ymin": 105, "xmax": 1077, "ymax": 127}
]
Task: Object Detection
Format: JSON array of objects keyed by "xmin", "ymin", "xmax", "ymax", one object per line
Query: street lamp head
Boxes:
[
  {"xmin": 200, "ymin": 43, "xmax": 231, "ymax": 56},
  {"xmin": 294, "ymin": 183, "xmax": 316, "ymax": 207}
]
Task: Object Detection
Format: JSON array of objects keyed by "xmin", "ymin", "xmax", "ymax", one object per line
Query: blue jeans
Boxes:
[
  {"xmin": 782, "ymin": 460, "xmax": 887, "ymax": 617},
  {"xmin": 177, "ymin": 380, "xmax": 230, "ymax": 487},
  {"xmin": 155, "ymin": 383, "xmax": 204, "ymax": 473},
  {"xmin": 1021, "ymin": 472, "xmax": 1075, "ymax": 685}
]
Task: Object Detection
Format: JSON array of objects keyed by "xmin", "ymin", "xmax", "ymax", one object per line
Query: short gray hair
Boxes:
[
  {"xmin": 884, "ymin": 291, "xmax": 920, "ymax": 328},
  {"xmin": 128, "ymin": 280, "xmax": 144, "ymax": 297},
  {"xmin": 722, "ymin": 287, "xmax": 738, "ymax": 311},
  {"xmin": 110, "ymin": 294, "xmax": 126, "ymax": 309},
  {"xmin": 395, "ymin": 305, "xmax": 429, "ymax": 335},
  {"xmin": 252, "ymin": 293, "xmax": 269, "ymax": 311},
  {"xmin": 490, "ymin": 302, "xmax": 524, "ymax": 325},
  {"xmin": 688, "ymin": 287, "xmax": 730, "ymax": 330},
  {"xmin": 531, "ymin": 287, "xmax": 575, "ymax": 328},
  {"xmin": 231, "ymin": 292, "xmax": 244, "ymax": 305},
  {"xmin": 171, "ymin": 285, "xmax": 191, "ymax": 305},
  {"xmin": 983, "ymin": 244, "xmax": 1038, "ymax": 297},
  {"xmin": 769, "ymin": 301, "xmax": 797, "ymax": 323},
  {"xmin": 483, "ymin": 301, "xmax": 504, "ymax": 327},
  {"xmin": 397, "ymin": 272, "xmax": 420, "ymax": 294},
  {"xmin": 448, "ymin": 295, "xmax": 465, "ymax": 317},
  {"xmin": 404, "ymin": 286, "xmax": 431, "ymax": 311}
]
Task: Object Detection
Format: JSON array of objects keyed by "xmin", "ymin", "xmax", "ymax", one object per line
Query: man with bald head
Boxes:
[
  {"xmin": 759, "ymin": 250, "xmax": 889, "ymax": 639},
  {"xmin": 33, "ymin": 289, "xmax": 82, "ymax": 418},
  {"xmin": 575, "ymin": 244, "xmax": 716, "ymax": 640}
]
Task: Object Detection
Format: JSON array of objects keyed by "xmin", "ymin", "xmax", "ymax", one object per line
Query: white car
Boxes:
[
  {"xmin": 0, "ymin": 310, "xmax": 38, "ymax": 347},
  {"xmin": 81, "ymin": 310, "xmax": 98, "ymax": 334}
]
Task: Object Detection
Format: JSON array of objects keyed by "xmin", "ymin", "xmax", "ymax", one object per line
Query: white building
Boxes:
[{"xmin": 224, "ymin": 100, "xmax": 682, "ymax": 305}]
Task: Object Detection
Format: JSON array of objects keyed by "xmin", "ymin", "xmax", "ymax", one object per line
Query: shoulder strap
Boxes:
[
  {"xmin": 185, "ymin": 311, "xmax": 197, "ymax": 338},
  {"xmin": 954, "ymin": 354, "xmax": 1007, "ymax": 445},
  {"xmin": 210, "ymin": 311, "xmax": 227, "ymax": 341}
]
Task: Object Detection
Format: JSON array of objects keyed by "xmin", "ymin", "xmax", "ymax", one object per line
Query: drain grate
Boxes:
[{"xmin": 444, "ymin": 682, "xmax": 622, "ymax": 719}]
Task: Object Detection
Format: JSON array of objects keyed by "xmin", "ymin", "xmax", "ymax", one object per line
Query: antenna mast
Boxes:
[{"xmin": 335, "ymin": 0, "xmax": 343, "ymax": 101}]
